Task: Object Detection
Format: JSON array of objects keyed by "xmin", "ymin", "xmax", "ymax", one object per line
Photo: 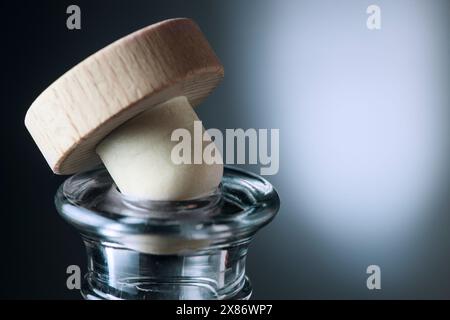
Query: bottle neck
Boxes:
[{"xmin": 82, "ymin": 236, "xmax": 252, "ymax": 300}]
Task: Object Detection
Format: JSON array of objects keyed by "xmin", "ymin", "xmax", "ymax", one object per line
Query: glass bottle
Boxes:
[{"xmin": 55, "ymin": 166, "xmax": 280, "ymax": 300}]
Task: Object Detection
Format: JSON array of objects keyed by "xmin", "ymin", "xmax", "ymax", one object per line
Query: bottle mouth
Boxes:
[
  {"xmin": 55, "ymin": 165, "xmax": 280, "ymax": 253},
  {"xmin": 67, "ymin": 172, "xmax": 225, "ymax": 219}
]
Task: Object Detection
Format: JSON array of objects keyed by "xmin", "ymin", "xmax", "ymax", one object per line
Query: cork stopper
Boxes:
[{"xmin": 25, "ymin": 18, "xmax": 224, "ymax": 175}]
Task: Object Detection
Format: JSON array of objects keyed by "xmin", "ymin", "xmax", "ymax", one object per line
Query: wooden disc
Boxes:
[{"xmin": 25, "ymin": 18, "xmax": 224, "ymax": 175}]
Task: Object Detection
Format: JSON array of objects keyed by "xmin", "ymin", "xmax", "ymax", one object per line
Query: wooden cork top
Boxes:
[{"xmin": 25, "ymin": 18, "xmax": 224, "ymax": 174}]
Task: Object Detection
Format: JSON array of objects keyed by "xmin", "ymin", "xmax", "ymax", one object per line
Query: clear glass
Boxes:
[{"xmin": 55, "ymin": 166, "xmax": 280, "ymax": 300}]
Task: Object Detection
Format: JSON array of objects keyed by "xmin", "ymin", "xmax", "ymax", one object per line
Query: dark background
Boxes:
[{"xmin": 1, "ymin": 0, "xmax": 450, "ymax": 299}]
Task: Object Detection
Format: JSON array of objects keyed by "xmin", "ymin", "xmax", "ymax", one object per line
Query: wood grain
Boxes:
[{"xmin": 25, "ymin": 18, "xmax": 224, "ymax": 174}]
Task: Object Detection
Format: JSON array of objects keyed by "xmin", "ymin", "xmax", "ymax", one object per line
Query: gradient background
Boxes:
[{"xmin": 1, "ymin": 0, "xmax": 449, "ymax": 299}]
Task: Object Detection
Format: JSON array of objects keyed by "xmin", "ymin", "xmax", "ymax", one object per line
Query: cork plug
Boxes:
[
  {"xmin": 97, "ymin": 96, "xmax": 223, "ymax": 200},
  {"xmin": 25, "ymin": 18, "xmax": 224, "ymax": 201}
]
